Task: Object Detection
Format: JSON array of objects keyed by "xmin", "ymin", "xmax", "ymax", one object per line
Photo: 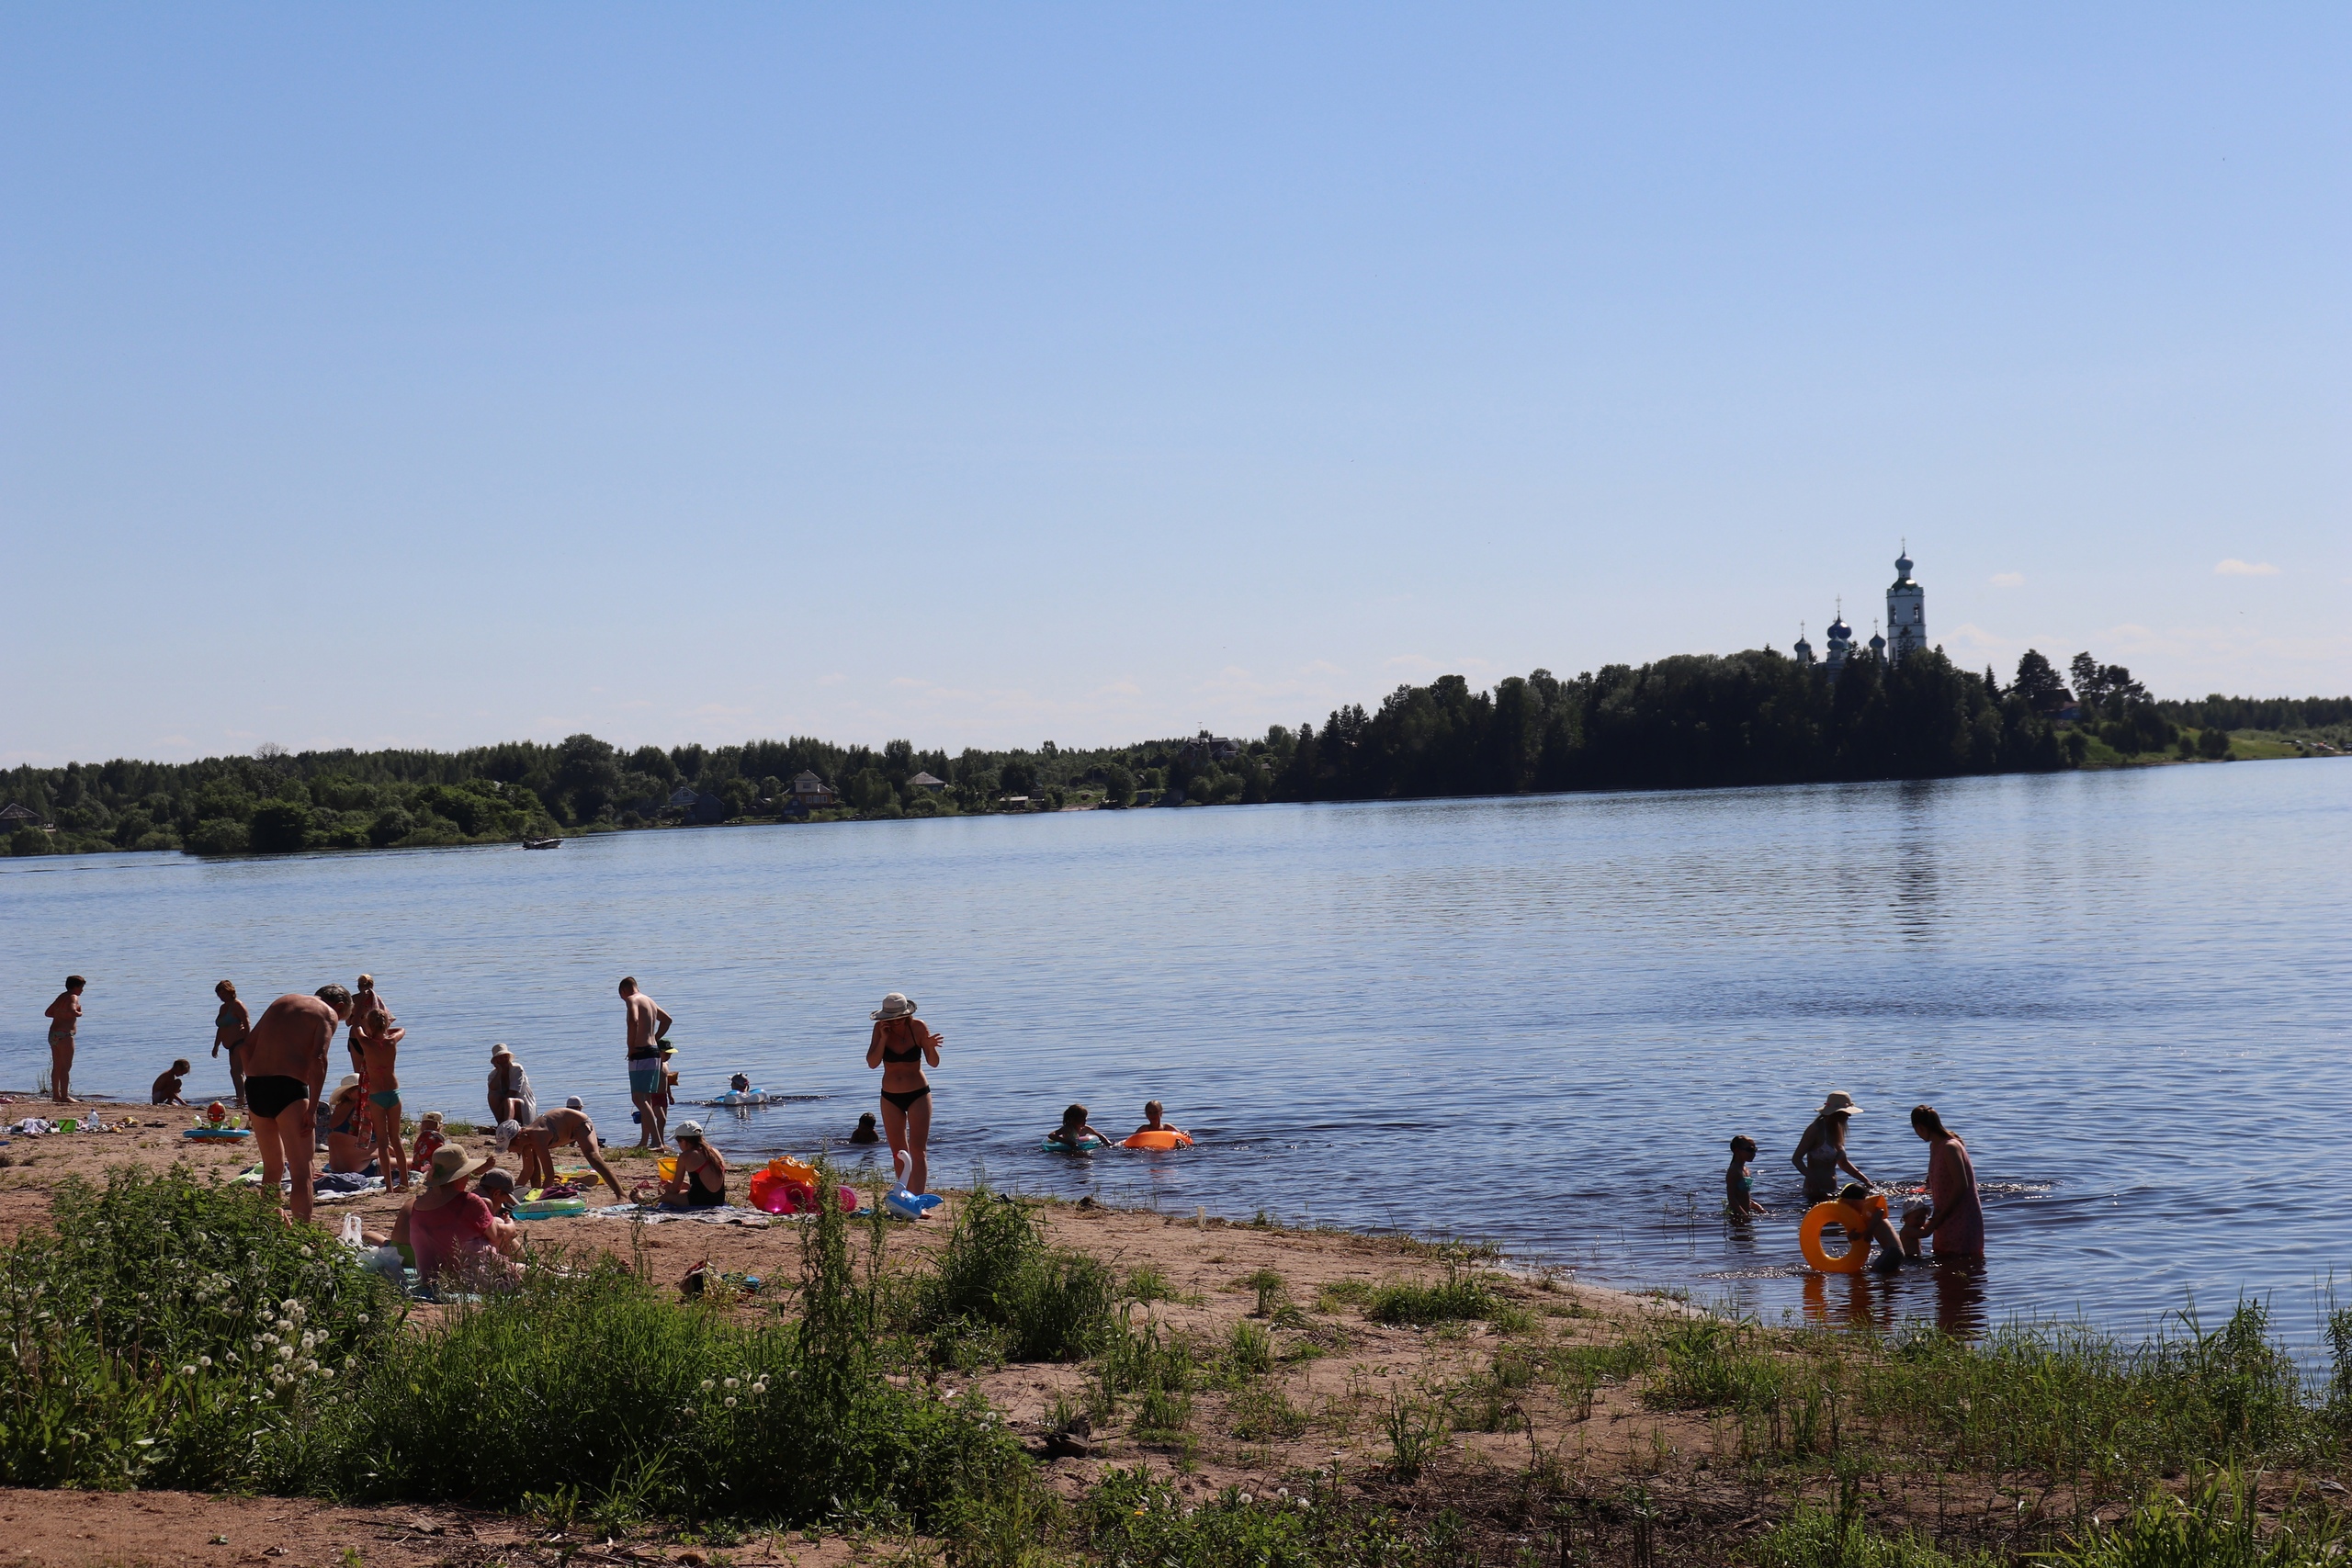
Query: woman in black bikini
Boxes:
[
  {"xmin": 865, "ymin": 992, "xmax": 941, "ymax": 1194},
  {"xmin": 657, "ymin": 1120, "xmax": 729, "ymax": 1209}
]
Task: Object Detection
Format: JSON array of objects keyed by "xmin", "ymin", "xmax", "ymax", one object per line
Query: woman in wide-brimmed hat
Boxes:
[
  {"xmin": 1792, "ymin": 1091, "xmax": 1872, "ymax": 1202},
  {"xmin": 406, "ymin": 1145, "xmax": 516, "ymax": 1287},
  {"xmin": 865, "ymin": 992, "xmax": 943, "ymax": 1195},
  {"xmin": 323, "ymin": 1073, "xmax": 376, "ymax": 1175}
]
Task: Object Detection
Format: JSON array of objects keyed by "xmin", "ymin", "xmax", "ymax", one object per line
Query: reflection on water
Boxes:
[
  {"xmin": 1799, "ymin": 1262, "xmax": 1988, "ymax": 1337},
  {"xmin": 1, "ymin": 761, "xmax": 2346, "ymax": 1349}
]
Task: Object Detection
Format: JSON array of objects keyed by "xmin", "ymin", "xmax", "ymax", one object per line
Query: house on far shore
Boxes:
[
  {"xmin": 789, "ymin": 772, "xmax": 839, "ymax": 810},
  {"xmin": 0, "ymin": 803, "xmax": 39, "ymax": 830},
  {"xmin": 668, "ymin": 786, "xmax": 700, "ymax": 811},
  {"xmin": 909, "ymin": 772, "xmax": 947, "ymax": 792}
]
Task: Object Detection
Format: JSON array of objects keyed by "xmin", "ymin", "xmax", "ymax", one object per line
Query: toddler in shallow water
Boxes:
[
  {"xmin": 1724, "ymin": 1135, "xmax": 1770, "ymax": 1216},
  {"xmin": 1044, "ymin": 1103, "xmax": 1108, "ymax": 1151}
]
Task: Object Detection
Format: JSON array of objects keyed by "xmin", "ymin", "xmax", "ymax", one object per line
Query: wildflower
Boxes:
[
  {"xmin": 319, "ymin": 1367, "xmax": 334, "ymax": 1379},
  {"xmin": 300, "ymin": 1247, "xmax": 312, "ymax": 1258},
  {"xmin": 356, "ymin": 1314, "xmax": 368, "ymax": 1325},
  {"xmin": 681, "ymin": 1406, "xmax": 695, "ymax": 1417},
  {"xmin": 180, "ymin": 1365, "xmax": 198, "ymax": 1376},
  {"xmin": 275, "ymin": 1345, "xmax": 294, "ymax": 1360},
  {"xmin": 724, "ymin": 1397, "xmax": 737, "ymax": 1408},
  {"xmin": 300, "ymin": 1331, "xmax": 318, "ymax": 1349},
  {"xmin": 197, "ymin": 1357, "xmax": 211, "ymax": 1369},
  {"xmin": 226, "ymin": 1352, "xmax": 241, "ymax": 1365},
  {"xmin": 724, "ymin": 1377, "xmax": 740, "ymax": 1389},
  {"xmin": 700, "ymin": 1378, "xmax": 716, "ymax": 1392}
]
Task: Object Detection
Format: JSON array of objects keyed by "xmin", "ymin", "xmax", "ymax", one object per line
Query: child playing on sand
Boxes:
[
  {"xmin": 412, "ymin": 1111, "xmax": 447, "ymax": 1172},
  {"xmin": 1724, "ymin": 1135, "xmax": 1770, "ymax": 1216},
  {"xmin": 152, "ymin": 1059, "xmax": 192, "ymax": 1106},
  {"xmin": 849, "ymin": 1111, "xmax": 881, "ymax": 1145},
  {"xmin": 1131, "ymin": 1100, "xmax": 1187, "ymax": 1137},
  {"xmin": 1045, "ymin": 1103, "xmax": 1108, "ymax": 1152}
]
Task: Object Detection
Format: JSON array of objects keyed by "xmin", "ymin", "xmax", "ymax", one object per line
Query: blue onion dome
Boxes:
[
  {"xmin": 1895, "ymin": 550, "xmax": 1914, "ymax": 580},
  {"xmin": 1827, "ymin": 616, "xmax": 1851, "ymax": 641},
  {"xmin": 1869, "ymin": 627, "xmax": 1886, "ymax": 652}
]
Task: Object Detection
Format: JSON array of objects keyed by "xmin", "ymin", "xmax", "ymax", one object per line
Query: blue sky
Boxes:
[{"xmin": 5, "ymin": 6, "xmax": 2346, "ymax": 764}]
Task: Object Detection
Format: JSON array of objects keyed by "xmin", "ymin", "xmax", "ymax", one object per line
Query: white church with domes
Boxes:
[{"xmin": 1793, "ymin": 547, "xmax": 1925, "ymax": 675}]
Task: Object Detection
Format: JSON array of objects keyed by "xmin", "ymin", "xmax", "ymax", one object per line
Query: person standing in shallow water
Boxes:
[
  {"xmin": 43, "ymin": 976, "xmax": 85, "ymax": 1104},
  {"xmin": 1904, "ymin": 1104, "xmax": 1984, "ymax": 1263},
  {"xmin": 865, "ymin": 992, "xmax": 940, "ymax": 1194},
  {"xmin": 1792, "ymin": 1091, "xmax": 1871, "ymax": 1202},
  {"xmin": 211, "ymin": 980, "xmax": 251, "ymax": 1107}
]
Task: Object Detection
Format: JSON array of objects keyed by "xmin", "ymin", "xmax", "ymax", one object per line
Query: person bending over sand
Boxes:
[
  {"xmin": 498, "ymin": 1105, "xmax": 625, "ymax": 1199},
  {"xmin": 211, "ymin": 980, "xmax": 250, "ymax": 1108},
  {"xmin": 243, "ymin": 987, "xmax": 352, "ymax": 1224},
  {"xmin": 43, "ymin": 976, "xmax": 85, "ymax": 1105},
  {"xmin": 152, "ymin": 1059, "xmax": 192, "ymax": 1106},
  {"xmin": 1045, "ymin": 1103, "xmax": 1107, "ymax": 1152}
]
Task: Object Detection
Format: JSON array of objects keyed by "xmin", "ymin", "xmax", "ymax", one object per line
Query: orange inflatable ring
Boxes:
[
  {"xmin": 1799, "ymin": 1200, "xmax": 1877, "ymax": 1273},
  {"xmin": 1122, "ymin": 1129, "xmax": 1193, "ymax": 1150}
]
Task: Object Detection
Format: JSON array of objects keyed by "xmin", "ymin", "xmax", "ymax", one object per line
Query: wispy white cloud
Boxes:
[
  {"xmin": 1988, "ymin": 572, "xmax": 2025, "ymax": 588},
  {"xmin": 2214, "ymin": 558, "xmax": 2279, "ymax": 577}
]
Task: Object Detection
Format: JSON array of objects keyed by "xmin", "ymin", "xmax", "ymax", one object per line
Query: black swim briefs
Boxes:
[{"xmin": 245, "ymin": 1075, "xmax": 309, "ymax": 1119}]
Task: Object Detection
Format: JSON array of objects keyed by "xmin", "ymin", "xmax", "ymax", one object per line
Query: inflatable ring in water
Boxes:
[
  {"xmin": 1798, "ymin": 1201, "xmax": 1873, "ymax": 1273},
  {"xmin": 1039, "ymin": 1135, "xmax": 1105, "ymax": 1153},
  {"xmin": 1121, "ymin": 1129, "xmax": 1193, "ymax": 1150}
]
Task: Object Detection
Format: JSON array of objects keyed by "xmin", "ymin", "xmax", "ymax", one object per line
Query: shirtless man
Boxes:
[
  {"xmin": 43, "ymin": 976, "xmax": 86, "ymax": 1104},
  {"xmin": 497, "ymin": 1104, "xmax": 626, "ymax": 1199},
  {"xmin": 243, "ymin": 985, "xmax": 352, "ymax": 1224},
  {"xmin": 351, "ymin": 998, "xmax": 410, "ymax": 1190},
  {"xmin": 618, "ymin": 976, "xmax": 673, "ymax": 1151}
]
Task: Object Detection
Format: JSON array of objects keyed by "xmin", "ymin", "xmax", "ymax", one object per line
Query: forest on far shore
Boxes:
[{"xmin": 6, "ymin": 647, "xmax": 2346, "ymax": 859}]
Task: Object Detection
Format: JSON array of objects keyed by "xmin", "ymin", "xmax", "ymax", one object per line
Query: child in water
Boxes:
[
  {"xmin": 151, "ymin": 1059, "xmax": 192, "ymax": 1106},
  {"xmin": 1131, "ymin": 1100, "xmax": 1187, "ymax": 1138},
  {"xmin": 848, "ymin": 1111, "xmax": 881, "ymax": 1145},
  {"xmin": 1724, "ymin": 1135, "xmax": 1770, "ymax": 1216},
  {"xmin": 728, "ymin": 1073, "xmax": 752, "ymax": 1095},
  {"xmin": 1045, "ymin": 1103, "xmax": 1108, "ymax": 1152}
]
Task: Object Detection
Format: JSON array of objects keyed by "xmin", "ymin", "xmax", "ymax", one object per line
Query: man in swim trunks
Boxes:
[
  {"xmin": 352, "ymin": 998, "xmax": 410, "ymax": 1190},
  {"xmin": 618, "ymin": 976, "xmax": 673, "ymax": 1152},
  {"xmin": 243, "ymin": 985, "xmax": 353, "ymax": 1225},
  {"xmin": 497, "ymin": 1104, "xmax": 626, "ymax": 1199},
  {"xmin": 43, "ymin": 976, "xmax": 85, "ymax": 1105}
]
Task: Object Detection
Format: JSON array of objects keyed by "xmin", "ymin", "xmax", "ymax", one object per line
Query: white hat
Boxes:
[
  {"xmin": 871, "ymin": 992, "xmax": 918, "ymax": 1021},
  {"xmin": 676, "ymin": 1119, "xmax": 706, "ymax": 1140},
  {"xmin": 565, "ymin": 1095, "xmax": 584, "ymax": 1111},
  {"xmin": 493, "ymin": 1118, "xmax": 524, "ymax": 1151},
  {"xmin": 490, "ymin": 1043, "xmax": 513, "ymax": 1060},
  {"xmin": 1818, "ymin": 1091, "xmax": 1863, "ymax": 1116},
  {"xmin": 333, "ymin": 1074, "xmax": 362, "ymax": 1099}
]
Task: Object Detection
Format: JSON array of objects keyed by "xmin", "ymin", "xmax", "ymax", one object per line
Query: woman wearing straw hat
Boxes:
[
  {"xmin": 865, "ymin": 992, "xmax": 942, "ymax": 1195},
  {"xmin": 407, "ymin": 1145, "xmax": 518, "ymax": 1288},
  {"xmin": 322, "ymin": 1074, "xmax": 376, "ymax": 1175},
  {"xmin": 1792, "ymin": 1091, "xmax": 1872, "ymax": 1203}
]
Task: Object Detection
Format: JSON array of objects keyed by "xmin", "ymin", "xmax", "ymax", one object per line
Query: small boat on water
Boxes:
[{"xmin": 522, "ymin": 837, "xmax": 563, "ymax": 850}]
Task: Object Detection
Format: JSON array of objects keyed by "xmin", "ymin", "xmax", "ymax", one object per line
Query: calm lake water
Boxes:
[{"xmin": 4, "ymin": 761, "xmax": 2348, "ymax": 1347}]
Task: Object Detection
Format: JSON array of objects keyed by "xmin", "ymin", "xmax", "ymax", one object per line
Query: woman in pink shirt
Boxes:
[
  {"xmin": 407, "ymin": 1146, "xmax": 517, "ymax": 1288},
  {"xmin": 1905, "ymin": 1104, "xmax": 1984, "ymax": 1262}
]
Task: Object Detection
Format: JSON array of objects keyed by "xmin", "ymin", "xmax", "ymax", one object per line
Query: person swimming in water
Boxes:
[
  {"xmin": 848, "ymin": 1111, "xmax": 881, "ymax": 1145},
  {"xmin": 1045, "ymin": 1103, "xmax": 1108, "ymax": 1152},
  {"xmin": 1724, "ymin": 1134, "xmax": 1770, "ymax": 1216},
  {"xmin": 1129, "ymin": 1100, "xmax": 1188, "ymax": 1139}
]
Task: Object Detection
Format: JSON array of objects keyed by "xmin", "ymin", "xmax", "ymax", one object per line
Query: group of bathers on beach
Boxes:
[{"xmin": 1724, "ymin": 1089, "xmax": 1986, "ymax": 1273}]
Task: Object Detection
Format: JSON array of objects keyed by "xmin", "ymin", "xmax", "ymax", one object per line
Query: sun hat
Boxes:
[
  {"xmin": 493, "ymin": 1118, "xmax": 524, "ymax": 1151},
  {"xmin": 676, "ymin": 1120, "xmax": 706, "ymax": 1140},
  {"xmin": 425, "ymin": 1145, "xmax": 492, "ymax": 1188},
  {"xmin": 871, "ymin": 992, "xmax": 918, "ymax": 1021},
  {"xmin": 1818, "ymin": 1091, "xmax": 1863, "ymax": 1116},
  {"xmin": 490, "ymin": 1043, "xmax": 513, "ymax": 1060},
  {"xmin": 333, "ymin": 1073, "xmax": 362, "ymax": 1100}
]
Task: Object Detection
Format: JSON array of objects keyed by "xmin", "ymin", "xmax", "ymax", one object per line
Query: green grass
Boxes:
[
  {"xmin": 1362, "ymin": 1262, "xmax": 1501, "ymax": 1326},
  {"xmin": 1081, "ymin": 1467, "xmax": 1464, "ymax": 1567},
  {"xmin": 2041, "ymin": 1470, "xmax": 2346, "ymax": 1568},
  {"xmin": 907, "ymin": 1184, "xmax": 1114, "ymax": 1364}
]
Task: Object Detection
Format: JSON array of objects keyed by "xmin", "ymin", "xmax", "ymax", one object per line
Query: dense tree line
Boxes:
[{"xmin": 4, "ymin": 648, "xmax": 2340, "ymax": 858}]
